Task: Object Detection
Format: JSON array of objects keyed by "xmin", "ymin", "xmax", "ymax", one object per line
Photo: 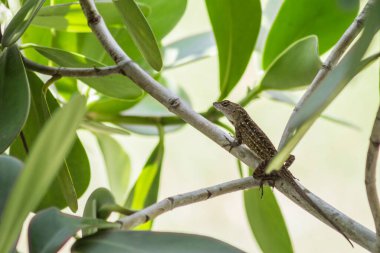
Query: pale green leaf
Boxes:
[{"xmin": 0, "ymin": 95, "xmax": 86, "ymax": 253}]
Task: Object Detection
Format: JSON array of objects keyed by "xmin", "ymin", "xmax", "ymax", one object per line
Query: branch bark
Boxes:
[
  {"xmin": 78, "ymin": 0, "xmax": 379, "ymax": 251},
  {"xmin": 279, "ymin": 0, "xmax": 374, "ymax": 148},
  {"xmin": 366, "ymin": 106, "xmax": 380, "ymax": 234},
  {"xmin": 119, "ymin": 177, "xmax": 260, "ymax": 229}
]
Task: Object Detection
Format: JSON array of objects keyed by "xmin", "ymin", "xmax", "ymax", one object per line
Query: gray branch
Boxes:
[
  {"xmin": 23, "ymin": 56, "xmax": 125, "ymax": 77},
  {"xmin": 78, "ymin": 0, "xmax": 379, "ymax": 251},
  {"xmin": 366, "ymin": 106, "xmax": 380, "ymax": 234},
  {"xmin": 119, "ymin": 177, "xmax": 260, "ymax": 229}
]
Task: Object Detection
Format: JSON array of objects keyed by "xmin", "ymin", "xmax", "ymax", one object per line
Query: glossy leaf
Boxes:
[
  {"xmin": 0, "ymin": 95, "xmax": 86, "ymax": 253},
  {"xmin": 124, "ymin": 128, "xmax": 164, "ymax": 229},
  {"xmin": 28, "ymin": 208, "xmax": 119, "ymax": 253},
  {"xmin": 1, "ymin": 0, "xmax": 46, "ymax": 46},
  {"xmin": 113, "ymin": 0, "xmax": 162, "ymax": 70},
  {"xmin": 88, "ymin": 95, "xmax": 144, "ymax": 115},
  {"xmin": 262, "ymin": 0, "xmax": 359, "ymax": 69},
  {"xmin": 72, "ymin": 231, "xmax": 245, "ymax": 253},
  {"xmin": 26, "ymin": 45, "xmax": 144, "ymax": 100},
  {"xmin": 205, "ymin": 0, "xmax": 261, "ymax": 99},
  {"xmin": 259, "ymin": 36, "xmax": 322, "ymax": 90},
  {"xmin": 82, "ymin": 188, "xmax": 132, "ymax": 236},
  {"xmin": 244, "ymin": 188, "xmax": 292, "ymax": 253},
  {"xmin": 31, "ymin": 2, "xmax": 150, "ymax": 32},
  {"xmin": 10, "ymin": 72, "xmax": 90, "ymax": 211},
  {"xmin": 267, "ymin": 3, "xmax": 380, "ymax": 172},
  {"xmin": 0, "ymin": 155, "xmax": 23, "ymax": 216},
  {"xmin": 97, "ymin": 134, "xmax": 131, "ymax": 203},
  {"xmin": 163, "ymin": 32, "xmax": 216, "ymax": 69},
  {"xmin": 0, "ymin": 46, "xmax": 30, "ymax": 154}
]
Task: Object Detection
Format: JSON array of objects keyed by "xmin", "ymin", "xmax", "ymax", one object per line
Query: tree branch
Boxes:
[
  {"xmin": 78, "ymin": 0, "xmax": 379, "ymax": 251},
  {"xmin": 119, "ymin": 177, "xmax": 260, "ymax": 229},
  {"xmin": 22, "ymin": 56, "xmax": 125, "ymax": 77},
  {"xmin": 366, "ymin": 106, "xmax": 380, "ymax": 234},
  {"xmin": 279, "ymin": 0, "xmax": 374, "ymax": 148}
]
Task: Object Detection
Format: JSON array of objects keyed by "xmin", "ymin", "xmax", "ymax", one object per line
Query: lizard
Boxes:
[{"xmin": 213, "ymin": 100, "xmax": 353, "ymax": 247}]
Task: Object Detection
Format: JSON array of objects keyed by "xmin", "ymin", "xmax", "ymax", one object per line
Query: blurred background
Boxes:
[{"xmin": 18, "ymin": 0, "xmax": 380, "ymax": 252}]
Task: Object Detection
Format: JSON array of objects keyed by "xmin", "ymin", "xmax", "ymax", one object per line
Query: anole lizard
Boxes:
[{"xmin": 213, "ymin": 100, "xmax": 352, "ymax": 246}]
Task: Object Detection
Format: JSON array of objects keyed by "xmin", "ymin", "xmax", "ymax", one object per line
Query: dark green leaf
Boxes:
[
  {"xmin": 244, "ymin": 188, "xmax": 292, "ymax": 253},
  {"xmin": 82, "ymin": 188, "xmax": 132, "ymax": 236},
  {"xmin": 205, "ymin": 0, "xmax": 261, "ymax": 99},
  {"xmin": 0, "ymin": 95, "xmax": 86, "ymax": 253},
  {"xmin": 163, "ymin": 32, "xmax": 216, "ymax": 69},
  {"xmin": 0, "ymin": 46, "xmax": 30, "ymax": 153},
  {"xmin": 267, "ymin": 2, "xmax": 380, "ymax": 172},
  {"xmin": 262, "ymin": 0, "xmax": 359, "ymax": 69},
  {"xmin": 125, "ymin": 129, "xmax": 164, "ymax": 230},
  {"xmin": 10, "ymin": 72, "xmax": 90, "ymax": 211},
  {"xmin": 25, "ymin": 45, "xmax": 144, "ymax": 100},
  {"xmin": 113, "ymin": 0, "xmax": 162, "ymax": 70},
  {"xmin": 2, "ymin": 0, "xmax": 46, "ymax": 46},
  {"xmin": 71, "ymin": 230, "xmax": 245, "ymax": 253},
  {"xmin": 259, "ymin": 36, "xmax": 322, "ymax": 90},
  {"xmin": 97, "ymin": 134, "xmax": 131, "ymax": 203},
  {"xmin": 0, "ymin": 155, "xmax": 23, "ymax": 216},
  {"xmin": 28, "ymin": 208, "xmax": 119, "ymax": 253}
]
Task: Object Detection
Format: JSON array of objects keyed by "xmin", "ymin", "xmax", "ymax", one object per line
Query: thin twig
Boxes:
[
  {"xmin": 78, "ymin": 0, "xmax": 379, "ymax": 251},
  {"xmin": 119, "ymin": 177, "xmax": 261, "ymax": 229},
  {"xmin": 366, "ymin": 106, "xmax": 380, "ymax": 234},
  {"xmin": 22, "ymin": 56, "xmax": 126, "ymax": 77},
  {"xmin": 279, "ymin": 0, "xmax": 373, "ymax": 148}
]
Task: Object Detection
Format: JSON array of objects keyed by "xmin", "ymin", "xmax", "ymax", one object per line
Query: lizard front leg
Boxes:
[{"xmin": 223, "ymin": 127, "xmax": 243, "ymax": 152}]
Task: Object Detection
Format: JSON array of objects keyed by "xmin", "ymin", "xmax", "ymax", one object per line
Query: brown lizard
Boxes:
[{"xmin": 213, "ymin": 100, "xmax": 353, "ymax": 247}]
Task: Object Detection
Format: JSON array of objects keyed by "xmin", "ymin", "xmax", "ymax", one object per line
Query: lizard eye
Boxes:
[{"xmin": 221, "ymin": 100, "xmax": 229, "ymax": 107}]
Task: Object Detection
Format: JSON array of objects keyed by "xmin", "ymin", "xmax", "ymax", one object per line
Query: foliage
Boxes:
[{"xmin": 0, "ymin": 0, "xmax": 378, "ymax": 252}]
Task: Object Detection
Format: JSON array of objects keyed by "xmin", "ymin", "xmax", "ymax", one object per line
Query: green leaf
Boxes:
[
  {"xmin": 244, "ymin": 188, "xmax": 292, "ymax": 253},
  {"xmin": 71, "ymin": 230, "xmax": 245, "ymax": 253},
  {"xmin": 0, "ymin": 95, "xmax": 86, "ymax": 253},
  {"xmin": 0, "ymin": 46, "xmax": 30, "ymax": 154},
  {"xmin": 88, "ymin": 95, "xmax": 143, "ymax": 115},
  {"xmin": 25, "ymin": 45, "xmax": 144, "ymax": 100},
  {"xmin": 81, "ymin": 120, "xmax": 131, "ymax": 135},
  {"xmin": 10, "ymin": 72, "xmax": 90, "ymax": 211},
  {"xmin": 82, "ymin": 188, "xmax": 132, "ymax": 236},
  {"xmin": 259, "ymin": 36, "xmax": 322, "ymax": 90},
  {"xmin": 28, "ymin": 208, "xmax": 119, "ymax": 253},
  {"xmin": 31, "ymin": 2, "xmax": 151, "ymax": 32},
  {"xmin": 0, "ymin": 155, "xmax": 23, "ymax": 216},
  {"xmin": 1, "ymin": 0, "xmax": 46, "ymax": 46},
  {"xmin": 97, "ymin": 134, "xmax": 131, "ymax": 203},
  {"xmin": 262, "ymin": 0, "xmax": 359, "ymax": 69},
  {"xmin": 267, "ymin": 2, "xmax": 380, "ymax": 172},
  {"xmin": 124, "ymin": 128, "xmax": 164, "ymax": 229},
  {"xmin": 205, "ymin": 0, "xmax": 261, "ymax": 99},
  {"xmin": 113, "ymin": 0, "xmax": 162, "ymax": 70},
  {"xmin": 163, "ymin": 32, "xmax": 216, "ymax": 69}
]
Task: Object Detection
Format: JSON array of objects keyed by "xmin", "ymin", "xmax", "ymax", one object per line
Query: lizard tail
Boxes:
[{"xmin": 280, "ymin": 171, "xmax": 354, "ymax": 247}]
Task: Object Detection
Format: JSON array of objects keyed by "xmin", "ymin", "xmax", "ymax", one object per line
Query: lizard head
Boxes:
[{"xmin": 213, "ymin": 100, "xmax": 244, "ymax": 125}]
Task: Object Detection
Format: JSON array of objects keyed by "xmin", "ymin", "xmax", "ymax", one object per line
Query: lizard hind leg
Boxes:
[{"xmin": 253, "ymin": 160, "xmax": 279, "ymax": 198}]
